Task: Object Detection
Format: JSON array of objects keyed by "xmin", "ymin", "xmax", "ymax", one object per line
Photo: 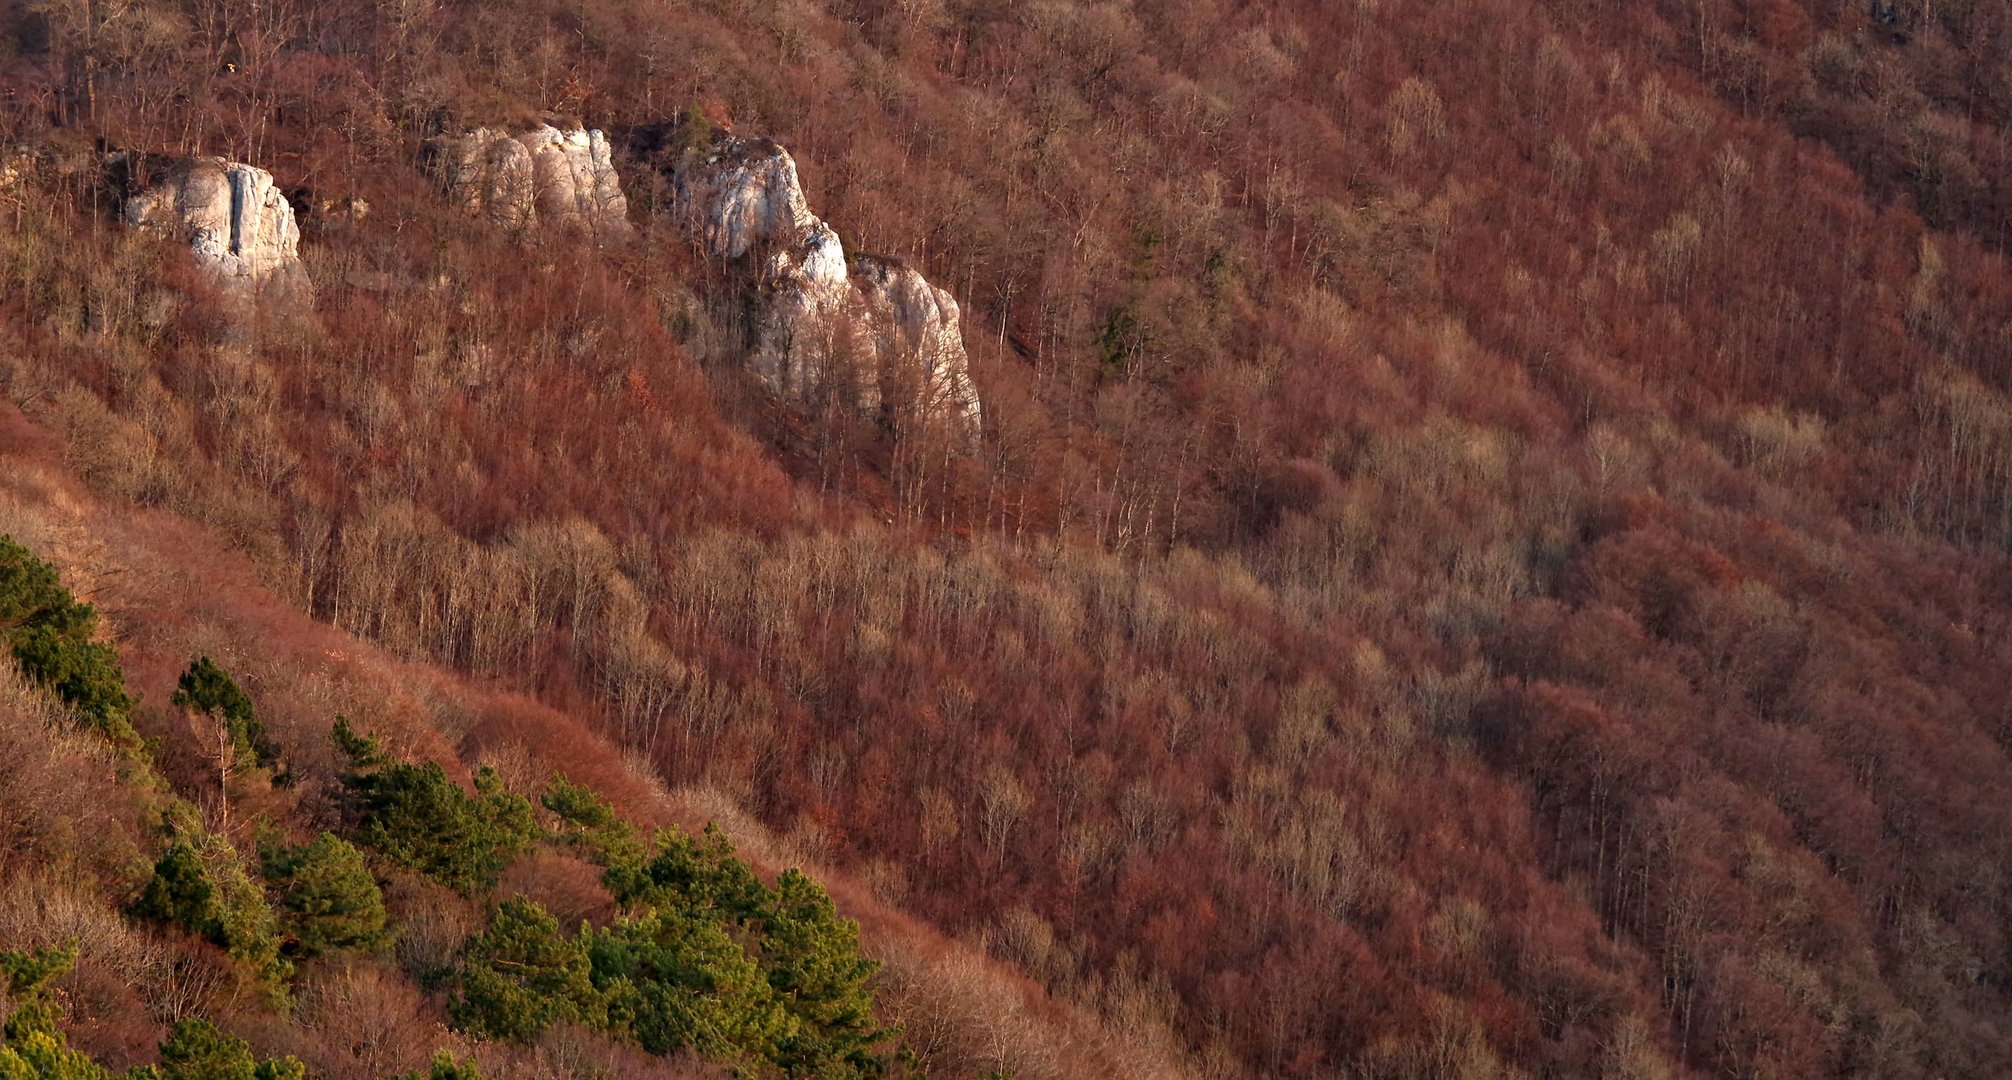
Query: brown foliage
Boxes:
[{"xmin": 6, "ymin": 0, "xmax": 2012, "ymax": 1074}]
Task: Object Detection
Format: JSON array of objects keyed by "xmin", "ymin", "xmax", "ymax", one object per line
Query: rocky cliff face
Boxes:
[
  {"xmin": 749, "ymin": 217, "xmax": 855, "ymax": 400},
  {"xmin": 670, "ymin": 133, "xmax": 981, "ymax": 431},
  {"xmin": 122, "ymin": 156, "xmax": 302, "ymax": 283},
  {"xmin": 850, "ymin": 256, "xmax": 982, "ymax": 427},
  {"xmin": 671, "ymin": 136, "xmax": 816, "ymax": 259},
  {"xmin": 439, "ymin": 125, "xmax": 629, "ymax": 240}
]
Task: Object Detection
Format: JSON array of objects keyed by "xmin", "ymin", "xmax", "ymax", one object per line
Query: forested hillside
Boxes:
[{"xmin": 3, "ymin": 0, "xmax": 2012, "ymax": 1076}]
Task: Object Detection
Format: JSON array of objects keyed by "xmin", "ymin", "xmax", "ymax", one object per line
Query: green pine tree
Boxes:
[
  {"xmin": 0, "ymin": 1028, "xmax": 115, "ymax": 1079},
  {"xmin": 11, "ymin": 626, "xmax": 133, "ymax": 732},
  {"xmin": 608, "ymin": 824, "xmax": 765, "ymax": 921},
  {"xmin": 762, "ymin": 870, "xmax": 890, "ymax": 1077},
  {"xmin": 400, "ymin": 1051, "xmax": 482, "ymax": 1080},
  {"xmin": 585, "ymin": 907, "xmax": 794, "ymax": 1067},
  {"xmin": 132, "ymin": 843, "xmax": 220, "ymax": 938},
  {"xmin": 208, "ymin": 866, "xmax": 291, "ymax": 995},
  {"xmin": 172, "ymin": 658, "xmax": 274, "ymax": 769},
  {"xmin": 450, "ymin": 898, "xmax": 603, "ymax": 1041},
  {"xmin": 0, "ymin": 536, "xmax": 134, "ymax": 740},
  {"xmin": 0, "ymin": 942, "xmax": 114, "ymax": 1080},
  {"xmin": 540, "ymin": 774, "xmax": 644, "ymax": 868},
  {"xmin": 330, "ymin": 716, "xmax": 382, "ymax": 769},
  {"xmin": 131, "ymin": 830, "xmax": 291, "ymax": 993},
  {"xmin": 335, "ymin": 723, "xmax": 536, "ymax": 896},
  {"xmin": 473, "ymin": 767, "xmax": 537, "ymax": 856},
  {"xmin": 2, "ymin": 942, "xmax": 80, "ymax": 1044},
  {"xmin": 260, "ymin": 833, "xmax": 387, "ymax": 957},
  {"xmin": 131, "ymin": 1018, "xmax": 304, "ymax": 1080}
]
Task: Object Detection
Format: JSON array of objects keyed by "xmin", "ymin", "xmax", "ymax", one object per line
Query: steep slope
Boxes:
[
  {"xmin": 3, "ymin": 0, "xmax": 2012, "ymax": 1076},
  {"xmin": 0, "ymin": 402, "xmax": 1173, "ymax": 1078}
]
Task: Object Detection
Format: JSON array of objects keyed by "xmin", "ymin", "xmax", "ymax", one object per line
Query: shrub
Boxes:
[{"xmin": 675, "ymin": 105, "xmax": 715, "ymax": 156}]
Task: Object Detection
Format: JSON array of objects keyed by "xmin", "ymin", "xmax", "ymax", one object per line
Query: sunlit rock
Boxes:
[
  {"xmin": 438, "ymin": 124, "xmax": 629, "ymax": 240},
  {"xmin": 850, "ymin": 256, "xmax": 982, "ymax": 430},
  {"xmin": 669, "ymin": 131, "xmax": 981, "ymax": 432},
  {"xmin": 673, "ymin": 136, "xmax": 818, "ymax": 259},
  {"xmin": 751, "ymin": 220, "xmax": 855, "ymax": 399},
  {"xmin": 122, "ymin": 156, "xmax": 302, "ymax": 284}
]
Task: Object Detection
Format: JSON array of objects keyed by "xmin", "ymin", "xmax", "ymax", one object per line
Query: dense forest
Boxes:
[{"xmin": 3, "ymin": 0, "xmax": 2012, "ymax": 1075}]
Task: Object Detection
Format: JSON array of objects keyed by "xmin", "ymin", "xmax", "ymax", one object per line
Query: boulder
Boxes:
[
  {"xmin": 438, "ymin": 125, "xmax": 629, "ymax": 240},
  {"xmin": 0, "ymin": 147, "xmax": 33, "ymax": 191},
  {"xmin": 122, "ymin": 156, "xmax": 302, "ymax": 284}
]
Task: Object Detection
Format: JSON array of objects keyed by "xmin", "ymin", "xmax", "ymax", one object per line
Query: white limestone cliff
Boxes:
[
  {"xmin": 850, "ymin": 256, "xmax": 983, "ymax": 429},
  {"xmin": 751, "ymin": 219, "xmax": 855, "ymax": 400},
  {"xmin": 439, "ymin": 125, "xmax": 629, "ymax": 240},
  {"xmin": 123, "ymin": 156, "xmax": 302, "ymax": 284},
  {"xmin": 671, "ymin": 133, "xmax": 981, "ymax": 431},
  {"xmin": 442, "ymin": 129, "xmax": 534, "ymax": 229},
  {"xmin": 673, "ymin": 137, "xmax": 817, "ymax": 259}
]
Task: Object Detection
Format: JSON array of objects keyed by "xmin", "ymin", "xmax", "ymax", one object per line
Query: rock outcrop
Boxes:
[
  {"xmin": 749, "ymin": 217, "xmax": 854, "ymax": 397},
  {"xmin": 849, "ymin": 256, "xmax": 982, "ymax": 425},
  {"xmin": 438, "ymin": 125, "xmax": 629, "ymax": 240},
  {"xmin": 0, "ymin": 147, "xmax": 35, "ymax": 192},
  {"xmin": 121, "ymin": 156, "xmax": 302, "ymax": 284},
  {"xmin": 669, "ymin": 134, "xmax": 981, "ymax": 431},
  {"xmin": 671, "ymin": 136, "xmax": 818, "ymax": 259}
]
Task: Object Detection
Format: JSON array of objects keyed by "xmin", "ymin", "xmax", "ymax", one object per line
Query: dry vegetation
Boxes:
[{"xmin": 3, "ymin": 0, "xmax": 2012, "ymax": 1075}]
